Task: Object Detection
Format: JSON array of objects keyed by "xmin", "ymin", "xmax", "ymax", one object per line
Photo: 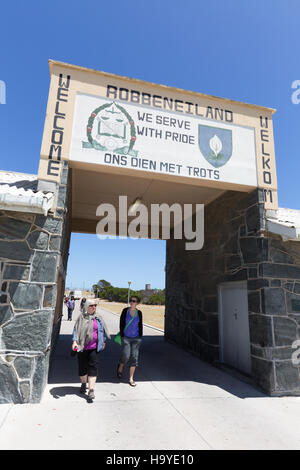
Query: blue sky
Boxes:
[{"xmin": 0, "ymin": 1, "xmax": 299, "ymax": 290}]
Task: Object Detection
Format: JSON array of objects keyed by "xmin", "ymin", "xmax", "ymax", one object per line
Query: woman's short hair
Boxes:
[
  {"xmin": 83, "ymin": 298, "xmax": 97, "ymax": 313},
  {"xmin": 130, "ymin": 295, "xmax": 140, "ymax": 304}
]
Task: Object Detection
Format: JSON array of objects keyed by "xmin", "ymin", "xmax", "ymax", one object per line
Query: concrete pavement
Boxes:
[{"xmin": 1, "ymin": 303, "xmax": 300, "ymax": 449}]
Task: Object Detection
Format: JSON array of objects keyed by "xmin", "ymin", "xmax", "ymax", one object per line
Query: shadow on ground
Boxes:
[{"xmin": 48, "ymin": 330, "xmax": 266, "ymax": 400}]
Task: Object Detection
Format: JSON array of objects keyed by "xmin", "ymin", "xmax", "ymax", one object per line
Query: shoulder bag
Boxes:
[{"xmin": 114, "ymin": 309, "xmax": 138, "ymax": 345}]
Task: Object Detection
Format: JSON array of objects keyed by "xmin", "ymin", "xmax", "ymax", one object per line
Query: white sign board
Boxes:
[{"xmin": 70, "ymin": 92, "xmax": 258, "ymax": 186}]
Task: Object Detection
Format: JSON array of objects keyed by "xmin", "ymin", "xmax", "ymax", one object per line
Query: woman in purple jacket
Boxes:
[{"xmin": 67, "ymin": 296, "xmax": 75, "ymax": 321}]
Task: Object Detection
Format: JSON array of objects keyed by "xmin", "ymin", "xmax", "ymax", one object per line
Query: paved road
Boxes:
[{"xmin": 1, "ymin": 303, "xmax": 300, "ymax": 449}]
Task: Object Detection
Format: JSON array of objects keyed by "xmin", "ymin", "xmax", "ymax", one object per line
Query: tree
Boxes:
[
  {"xmin": 93, "ymin": 280, "xmax": 112, "ymax": 298},
  {"xmin": 92, "ymin": 278, "xmax": 142, "ymax": 303},
  {"xmin": 98, "ymin": 280, "xmax": 111, "ymax": 289},
  {"xmin": 146, "ymin": 291, "xmax": 165, "ymax": 305}
]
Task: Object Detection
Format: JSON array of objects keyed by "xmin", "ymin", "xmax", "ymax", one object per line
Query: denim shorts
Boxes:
[{"xmin": 120, "ymin": 336, "xmax": 142, "ymax": 367}]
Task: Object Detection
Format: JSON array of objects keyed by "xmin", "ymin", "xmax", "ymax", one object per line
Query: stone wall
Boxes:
[
  {"xmin": 165, "ymin": 188, "xmax": 300, "ymax": 396},
  {"xmin": 251, "ymin": 231, "xmax": 300, "ymax": 395},
  {"xmin": 0, "ymin": 162, "xmax": 71, "ymax": 403}
]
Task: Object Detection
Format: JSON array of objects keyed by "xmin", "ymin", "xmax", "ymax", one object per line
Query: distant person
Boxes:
[
  {"xmin": 72, "ymin": 298, "xmax": 111, "ymax": 401},
  {"xmin": 67, "ymin": 296, "xmax": 75, "ymax": 321},
  {"xmin": 80, "ymin": 297, "xmax": 87, "ymax": 313},
  {"xmin": 117, "ymin": 296, "xmax": 143, "ymax": 387}
]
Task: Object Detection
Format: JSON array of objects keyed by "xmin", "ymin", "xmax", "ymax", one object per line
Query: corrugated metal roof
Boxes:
[
  {"xmin": 266, "ymin": 208, "xmax": 300, "ymax": 228},
  {"xmin": 266, "ymin": 207, "xmax": 300, "ymax": 241},
  {"xmin": 0, "ymin": 170, "xmax": 54, "ymax": 215},
  {"xmin": 0, "ymin": 170, "xmax": 38, "ymax": 190}
]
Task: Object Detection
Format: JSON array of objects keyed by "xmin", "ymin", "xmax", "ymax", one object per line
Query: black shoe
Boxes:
[
  {"xmin": 117, "ymin": 363, "xmax": 122, "ymax": 378},
  {"xmin": 80, "ymin": 383, "xmax": 87, "ymax": 394},
  {"xmin": 88, "ymin": 389, "xmax": 95, "ymax": 400}
]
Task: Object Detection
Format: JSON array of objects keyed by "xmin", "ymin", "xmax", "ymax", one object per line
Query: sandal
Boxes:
[{"xmin": 129, "ymin": 380, "xmax": 136, "ymax": 387}]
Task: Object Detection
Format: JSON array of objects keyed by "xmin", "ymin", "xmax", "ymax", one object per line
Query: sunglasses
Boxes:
[
  {"xmin": 88, "ymin": 304, "xmax": 97, "ymax": 307},
  {"xmin": 130, "ymin": 299, "xmax": 137, "ymax": 303}
]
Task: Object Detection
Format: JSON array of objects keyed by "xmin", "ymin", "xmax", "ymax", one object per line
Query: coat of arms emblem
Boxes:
[
  {"xmin": 82, "ymin": 101, "xmax": 138, "ymax": 156},
  {"xmin": 198, "ymin": 124, "xmax": 232, "ymax": 168}
]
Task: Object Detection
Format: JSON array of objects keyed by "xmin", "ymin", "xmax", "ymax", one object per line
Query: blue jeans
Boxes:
[
  {"xmin": 68, "ymin": 308, "xmax": 74, "ymax": 320},
  {"xmin": 120, "ymin": 336, "xmax": 142, "ymax": 367}
]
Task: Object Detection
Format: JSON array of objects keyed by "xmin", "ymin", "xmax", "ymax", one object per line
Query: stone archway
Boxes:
[{"xmin": 2, "ymin": 60, "xmax": 300, "ymax": 403}]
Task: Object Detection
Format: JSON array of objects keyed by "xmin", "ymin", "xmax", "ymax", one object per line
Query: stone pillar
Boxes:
[
  {"xmin": 0, "ymin": 162, "xmax": 71, "ymax": 403},
  {"xmin": 165, "ymin": 189, "xmax": 300, "ymax": 395},
  {"xmin": 252, "ymin": 233, "xmax": 300, "ymax": 395}
]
